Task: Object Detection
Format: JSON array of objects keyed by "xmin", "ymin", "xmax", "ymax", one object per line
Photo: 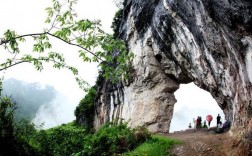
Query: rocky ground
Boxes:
[{"xmin": 164, "ymin": 128, "xmax": 242, "ymax": 156}]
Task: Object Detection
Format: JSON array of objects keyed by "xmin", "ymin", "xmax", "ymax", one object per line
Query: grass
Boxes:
[{"xmin": 123, "ymin": 135, "xmax": 181, "ymax": 156}]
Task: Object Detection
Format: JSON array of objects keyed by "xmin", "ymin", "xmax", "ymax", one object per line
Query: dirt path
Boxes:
[{"xmin": 165, "ymin": 128, "xmax": 233, "ymax": 156}]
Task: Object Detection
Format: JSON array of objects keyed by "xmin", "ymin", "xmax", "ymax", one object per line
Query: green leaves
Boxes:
[
  {"xmin": 4, "ymin": 30, "xmax": 19, "ymax": 53},
  {"xmin": 33, "ymin": 44, "xmax": 44, "ymax": 53},
  {"xmin": 29, "ymin": 122, "xmax": 89, "ymax": 156},
  {"xmin": 79, "ymin": 50, "xmax": 92, "ymax": 62},
  {"xmin": 33, "ymin": 34, "xmax": 51, "ymax": 53},
  {"xmin": 97, "ymin": 35, "xmax": 134, "ymax": 83},
  {"xmin": 54, "ymin": 28, "xmax": 71, "ymax": 41},
  {"xmin": 45, "ymin": 7, "xmax": 54, "ymax": 18},
  {"xmin": 75, "ymin": 77, "xmax": 89, "ymax": 92},
  {"xmin": 74, "ymin": 20, "xmax": 94, "ymax": 32},
  {"xmin": 0, "ymin": 0, "xmax": 134, "ymax": 91}
]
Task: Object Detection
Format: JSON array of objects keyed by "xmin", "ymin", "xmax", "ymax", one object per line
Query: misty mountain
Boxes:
[{"xmin": 2, "ymin": 78, "xmax": 57, "ymax": 121}]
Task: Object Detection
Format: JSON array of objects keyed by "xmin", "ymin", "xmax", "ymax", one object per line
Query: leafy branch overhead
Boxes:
[{"xmin": 0, "ymin": 0, "xmax": 133, "ymax": 90}]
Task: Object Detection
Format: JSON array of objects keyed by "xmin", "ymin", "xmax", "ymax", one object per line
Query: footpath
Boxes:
[{"xmin": 165, "ymin": 128, "xmax": 237, "ymax": 156}]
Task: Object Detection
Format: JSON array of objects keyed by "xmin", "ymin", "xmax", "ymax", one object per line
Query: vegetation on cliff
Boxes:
[{"xmin": 74, "ymin": 86, "xmax": 96, "ymax": 129}]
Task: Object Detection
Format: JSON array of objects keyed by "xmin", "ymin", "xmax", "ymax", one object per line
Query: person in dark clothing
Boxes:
[
  {"xmin": 196, "ymin": 116, "xmax": 200, "ymax": 129},
  {"xmin": 196, "ymin": 116, "xmax": 202, "ymax": 129},
  {"xmin": 199, "ymin": 116, "xmax": 202, "ymax": 128},
  {"xmin": 217, "ymin": 114, "xmax": 221, "ymax": 127},
  {"xmin": 203, "ymin": 120, "xmax": 207, "ymax": 128}
]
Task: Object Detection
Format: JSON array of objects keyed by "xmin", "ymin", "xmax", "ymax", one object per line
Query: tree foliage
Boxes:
[
  {"xmin": 29, "ymin": 122, "xmax": 89, "ymax": 156},
  {"xmin": 0, "ymin": 79, "xmax": 37, "ymax": 156},
  {"xmin": 0, "ymin": 95, "xmax": 16, "ymax": 155},
  {"xmin": 29, "ymin": 122, "xmax": 150, "ymax": 156},
  {"xmin": 0, "ymin": 0, "xmax": 133, "ymax": 90}
]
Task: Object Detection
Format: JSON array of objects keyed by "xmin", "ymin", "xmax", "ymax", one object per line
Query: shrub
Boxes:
[
  {"xmin": 134, "ymin": 126, "xmax": 151, "ymax": 144},
  {"xmin": 92, "ymin": 123, "xmax": 135, "ymax": 154},
  {"xmin": 77, "ymin": 123, "xmax": 151, "ymax": 156},
  {"xmin": 30, "ymin": 122, "xmax": 149, "ymax": 156},
  {"xmin": 29, "ymin": 122, "xmax": 88, "ymax": 156}
]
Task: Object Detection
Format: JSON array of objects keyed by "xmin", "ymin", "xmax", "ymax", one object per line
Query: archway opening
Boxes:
[{"xmin": 170, "ymin": 83, "xmax": 225, "ymax": 132}]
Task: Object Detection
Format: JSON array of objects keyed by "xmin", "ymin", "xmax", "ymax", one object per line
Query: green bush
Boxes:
[
  {"xmin": 29, "ymin": 122, "xmax": 88, "ymax": 156},
  {"xmin": 134, "ymin": 126, "xmax": 151, "ymax": 144},
  {"xmin": 75, "ymin": 123, "xmax": 151, "ymax": 156},
  {"xmin": 92, "ymin": 123, "xmax": 136, "ymax": 155},
  {"xmin": 29, "ymin": 122, "xmax": 151, "ymax": 156}
]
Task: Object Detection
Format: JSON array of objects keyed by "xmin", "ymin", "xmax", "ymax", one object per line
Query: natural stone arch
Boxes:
[{"xmin": 94, "ymin": 0, "xmax": 252, "ymax": 153}]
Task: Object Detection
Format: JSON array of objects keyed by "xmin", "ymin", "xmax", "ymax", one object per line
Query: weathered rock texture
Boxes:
[{"xmin": 95, "ymin": 0, "xmax": 252, "ymax": 154}]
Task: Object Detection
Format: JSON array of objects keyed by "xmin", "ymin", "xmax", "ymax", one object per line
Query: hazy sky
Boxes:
[{"xmin": 0, "ymin": 0, "xmax": 224, "ymax": 130}]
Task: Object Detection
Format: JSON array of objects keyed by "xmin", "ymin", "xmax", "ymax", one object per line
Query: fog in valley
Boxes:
[
  {"xmin": 32, "ymin": 93, "xmax": 79, "ymax": 129},
  {"xmin": 2, "ymin": 78, "xmax": 78, "ymax": 129}
]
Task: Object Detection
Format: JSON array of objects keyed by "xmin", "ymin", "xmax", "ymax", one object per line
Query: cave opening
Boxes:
[{"xmin": 169, "ymin": 82, "xmax": 225, "ymax": 132}]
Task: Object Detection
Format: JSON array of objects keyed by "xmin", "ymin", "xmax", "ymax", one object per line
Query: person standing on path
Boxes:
[{"xmin": 217, "ymin": 114, "xmax": 221, "ymax": 127}]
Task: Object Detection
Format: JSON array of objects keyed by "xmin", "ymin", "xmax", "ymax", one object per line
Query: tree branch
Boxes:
[
  {"xmin": 0, "ymin": 57, "xmax": 74, "ymax": 72},
  {"xmin": 46, "ymin": 32, "xmax": 103, "ymax": 61},
  {"xmin": 0, "ymin": 60, "xmax": 29, "ymax": 71},
  {"xmin": 0, "ymin": 32, "xmax": 104, "ymax": 61}
]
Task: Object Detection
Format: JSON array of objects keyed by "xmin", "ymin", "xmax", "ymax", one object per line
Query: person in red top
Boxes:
[{"xmin": 206, "ymin": 115, "xmax": 213, "ymax": 128}]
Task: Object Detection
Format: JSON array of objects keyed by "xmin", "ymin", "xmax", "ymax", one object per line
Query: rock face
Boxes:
[{"xmin": 95, "ymin": 0, "xmax": 252, "ymax": 153}]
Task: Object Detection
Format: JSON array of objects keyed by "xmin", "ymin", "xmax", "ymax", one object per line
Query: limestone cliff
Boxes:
[{"xmin": 95, "ymin": 0, "xmax": 252, "ymax": 153}]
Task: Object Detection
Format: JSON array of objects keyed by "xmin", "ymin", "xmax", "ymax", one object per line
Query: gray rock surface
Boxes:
[{"xmin": 95, "ymin": 0, "xmax": 252, "ymax": 153}]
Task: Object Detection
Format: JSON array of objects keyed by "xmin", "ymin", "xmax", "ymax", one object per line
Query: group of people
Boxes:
[
  {"xmin": 188, "ymin": 114, "xmax": 231, "ymax": 133},
  {"xmin": 188, "ymin": 114, "xmax": 222, "ymax": 129}
]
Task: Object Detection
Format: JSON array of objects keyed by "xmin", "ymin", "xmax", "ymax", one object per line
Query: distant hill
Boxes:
[{"xmin": 2, "ymin": 78, "xmax": 57, "ymax": 121}]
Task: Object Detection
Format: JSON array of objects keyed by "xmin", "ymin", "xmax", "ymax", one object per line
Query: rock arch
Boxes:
[{"xmin": 94, "ymin": 0, "xmax": 252, "ymax": 153}]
